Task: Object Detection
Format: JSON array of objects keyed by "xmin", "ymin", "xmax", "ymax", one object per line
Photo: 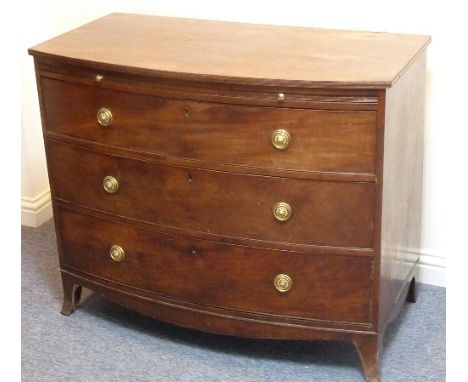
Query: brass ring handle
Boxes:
[
  {"xmin": 109, "ymin": 245, "xmax": 125, "ymax": 262},
  {"xmin": 273, "ymin": 202, "xmax": 292, "ymax": 222},
  {"xmin": 97, "ymin": 107, "xmax": 113, "ymax": 127},
  {"xmin": 274, "ymin": 274, "xmax": 293, "ymax": 293},
  {"xmin": 103, "ymin": 176, "xmax": 119, "ymax": 194},
  {"xmin": 271, "ymin": 129, "xmax": 291, "ymax": 150}
]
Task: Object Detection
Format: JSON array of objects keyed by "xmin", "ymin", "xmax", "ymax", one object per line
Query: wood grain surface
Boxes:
[
  {"xmin": 379, "ymin": 52, "xmax": 426, "ymax": 329},
  {"xmin": 58, "ymin": 206, "xmax": 373, "ymax": 324},
  {"xmin": 41, "ymin": 77, "xmax": 377, "ymax": 174},
  {"xmin": 47, "ymin": 140, "xmax": 376, "ymax": 249},
  {"xmin": 29, "ymin": 13, "xmax": 430, "ymax": 88}
]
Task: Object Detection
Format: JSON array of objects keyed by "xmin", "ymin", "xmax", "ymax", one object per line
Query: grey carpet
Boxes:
[{"xmin": 22, "ymin": 219, "xmax": 445, "ymax": 382}]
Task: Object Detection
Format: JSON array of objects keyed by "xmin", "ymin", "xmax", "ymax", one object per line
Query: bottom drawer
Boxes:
[{"xmin": 57, "ymin": 206, "xmax": 373, "ymax": 325}]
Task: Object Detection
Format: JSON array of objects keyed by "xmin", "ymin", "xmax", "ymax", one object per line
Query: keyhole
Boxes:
[
  {"xmin": 188, "ymin": 173, "xmax": 193, "ymax": 182},
  {"xmin": 184, "ymin": 106, "xmax": 190, "ymax": 118},
  {"xmin": 191, "ymin": 246, "xmax": 197, "ymax": 256}
]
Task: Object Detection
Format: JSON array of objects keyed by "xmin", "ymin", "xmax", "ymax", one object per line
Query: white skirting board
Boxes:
[
  {"xmin": 416, "ymin": 252, "xmax": 446, "ymax": 287},
  {"xmin": 20, "ymin": 190, "xmax": 446, "ymax": 287},
  {"xmin": 21, "ymin": 189, "xmax": 53, "ymax": 228}
]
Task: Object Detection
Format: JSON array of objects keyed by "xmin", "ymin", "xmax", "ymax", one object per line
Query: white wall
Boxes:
[{"xmin": 22, "ymin": 0, "xmax": 466, "ymax": 287}]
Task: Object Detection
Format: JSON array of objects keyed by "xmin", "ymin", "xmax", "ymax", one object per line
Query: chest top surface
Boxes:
[{"xmin": 29, "ymin": 13, "xmax": 430, "ymax": 88}]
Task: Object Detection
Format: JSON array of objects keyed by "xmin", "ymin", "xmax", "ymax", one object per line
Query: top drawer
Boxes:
[{"xmin": 40, "ymin": 77, "xmax": 377, "ymax": 175}]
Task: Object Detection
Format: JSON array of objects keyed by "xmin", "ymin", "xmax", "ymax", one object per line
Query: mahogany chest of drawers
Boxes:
[{"xmin": 29, "ymin": 13, "xmax": 430, "ymax": 382}]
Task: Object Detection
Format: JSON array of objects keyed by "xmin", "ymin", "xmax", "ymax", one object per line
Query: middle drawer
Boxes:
[{"xmin": 47, "ymin": 140, "xmax": 375, "ymax": 249}]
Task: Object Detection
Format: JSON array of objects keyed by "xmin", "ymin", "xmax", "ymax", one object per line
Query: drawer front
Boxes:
[
  {"xmin": 48, "ymin": 141, "xmax": 375, "ymax": 249},
  {"xmin": 58, "ymin": 207, "xmax": 373, "ymax": 324},
  {"xmin": 41, "ymin": 77, "xmax": 377, "ymax": 174}
]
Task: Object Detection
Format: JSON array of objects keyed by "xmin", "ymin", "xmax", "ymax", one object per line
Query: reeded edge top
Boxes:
[{"xmin": 27, "ymin": 49, "xmax": 428, "ymax": 90}]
